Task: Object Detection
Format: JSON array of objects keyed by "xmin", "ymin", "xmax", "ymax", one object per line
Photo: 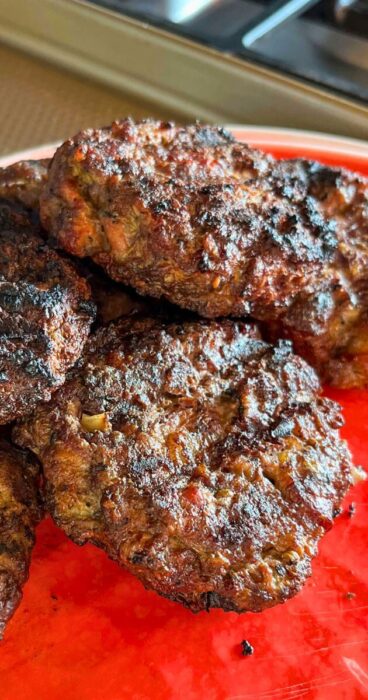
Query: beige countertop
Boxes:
[
  {"xmin": 1, "ymin": 38, "xmax": 367, "ymax": 162},
  {"xmin": 0, "ymin": 43, "xmax": 178, "ymax": 157}
]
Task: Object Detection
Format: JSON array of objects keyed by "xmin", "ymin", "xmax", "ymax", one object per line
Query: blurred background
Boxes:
[{"xmin": 0, "ymin": 0, "xmax": 367, "ymax": 155}]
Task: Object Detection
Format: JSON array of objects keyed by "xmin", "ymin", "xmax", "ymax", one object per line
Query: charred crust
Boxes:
[
  {"xmin": 0, "ymin": 441, "xmax": 42, "ymax": 636},
  {"xmin": 241, "ymin": 640, "xmax": 254, "ymax": 656},
  {"xmin": 14, "ymin": 318, "xmax": 353, "ymax": 614},
  {"xmin": 39, "ymin": 119, "xmax": 368, "ymax": 387},
  {"xmin": 0, "ymin": 200, "xmax": 95, "ymax": 423}
]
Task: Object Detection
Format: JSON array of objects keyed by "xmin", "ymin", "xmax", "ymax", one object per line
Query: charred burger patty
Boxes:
[
  {"xmin": 0, "ymin": 199, "xmax": 95, "ymax": 423},
  {"xmin": 0, "ymin": 441, "xmax": 42, "ymax": 637},
  {"xmin": 40, "ymin": 119, "xmax": 368, "ymax": 387},
  {"xmin": 14, "ymin": 318, "xmax": 353, "ymax": 613}
]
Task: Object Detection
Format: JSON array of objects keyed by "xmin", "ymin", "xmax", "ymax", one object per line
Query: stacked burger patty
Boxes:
[{"xmin": 0, "ymin": 120, "xmax": 366, "ymax": 634}]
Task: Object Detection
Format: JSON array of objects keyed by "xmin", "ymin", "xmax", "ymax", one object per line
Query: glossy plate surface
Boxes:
[{"xmin": 0, "ymin": 128, "xmax": 367, "ymax": 700}]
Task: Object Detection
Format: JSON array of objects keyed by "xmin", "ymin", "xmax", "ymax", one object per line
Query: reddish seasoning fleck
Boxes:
[
  {"xmin": 74, "ymin": 147, "xmax": 85, "ymax": 162},
  {"xmin": 182, "ymin": 484, "xmax": 204, "ymax": 506},
  {"xmin": 241, "ymin": 640, "xmax": 254, "ymax": 657},
  {"xmin": 348, "ymin": 503, "xmax": 356, "ymax": 518},
  {"xmin": 345, "ymin": 592, "xmax": 356, "ymax": 600}
]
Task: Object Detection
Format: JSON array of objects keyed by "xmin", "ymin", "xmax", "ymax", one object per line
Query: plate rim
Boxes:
[
  {"xmin": 1, "ymin": 125, "xmax": 368, "ymax": 167},
  {"xmin": 227, "ymin": 124, "xmax": 368, "ymax": 156}
]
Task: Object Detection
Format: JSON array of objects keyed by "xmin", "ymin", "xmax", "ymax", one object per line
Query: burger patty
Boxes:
[
  {"xmin": 0, "ymin": 199, "xmax": 95, "ymax": 423},
  {"xmin": 0, "ymin": 159, "xmax": 49, "ymax": 211},
  {"xmin": 0, "ymin": 441, "xmax": 42, "ymax": 637},
  {"xmin": 40, "ymin": 119, "xmax": 307, "ymax": 320},
  {"xmin": 264, "ymin": 158, "xmax": 368, "ymax": 388},
  {"xmin": 40, "ymin": 119, "xmax": 368, "ymax": 387},
  {"xmin": 14, "ymin": 317, "xmax": 354, "ymax": 613}
]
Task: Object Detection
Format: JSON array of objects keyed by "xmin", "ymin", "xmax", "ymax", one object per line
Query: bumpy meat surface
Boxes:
[
  {"xmin": 80, "ymin": 260, "xmax": 166, "ymax": 325},
  {"xmin": 0, "ymin": 153, "xmax": 162, "ymax": 329},
  {"xmin": 0, "ymin": 155, "xmax": 173, "ymax": 328},
  {"xmin": 0, "ymin": 199, "xmax": 95, "ymax": 423},
  {"xmin": 40, "ymin": 120, "xmax": 317, "ymax": 321},
  {"xmin": 40, "ymin": 119, "xmax": 368, "ymax": 387},
  {"xmin": 14, "ymin": 318, "xmax": 353, "ymax": 613},
  {"xmin": 263, "ymin": 159, "xmax": 368, "ymax": 387},
  {"xmin": 0, "ymin": 159, "xmax": 49, "ymax": 211},
  {"xmin": 0, "ymin": 441, "xmax": 42, "ymax": 637}
]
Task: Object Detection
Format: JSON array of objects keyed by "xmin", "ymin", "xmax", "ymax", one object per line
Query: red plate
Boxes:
[{"xmin": 1, "ymin": 129, "xmax": 368, "ymax": 700}]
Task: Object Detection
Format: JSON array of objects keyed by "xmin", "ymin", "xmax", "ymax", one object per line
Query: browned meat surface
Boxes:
[
  {"xmin": 0, "ymin": 156, "xmax": 175, "ymax": 328},
  {"xmin": 0, "ymin": 157, "xmax": 164, "ymax": 326},
  {"xmin": 0, "ymin": 159, "xmax": 49, "ymax": 211},
  {"xmin": 264, "ymin": 159, "xmax": 368, "ymax": 388},
  {"xmin": 80, "ymin": 261, "xmax": 162, "ymax": 325},
  {"xmin": 41, "ymin": 119, "xmax": 294, "ymax": 320},
  {"xmin": 0, "ymin": 441, "xmax": 42, "ymax": 637},
  {"xmin": 40, "ymin": 119, "xmax": 368, "ymax": 387},
  {"xmin": 14, "ymin": 318, "xmax": 353, "ymax": 613},
  {"xmin": 0, "ymin": 199, "xmax": 95, "ymax": 424}
]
